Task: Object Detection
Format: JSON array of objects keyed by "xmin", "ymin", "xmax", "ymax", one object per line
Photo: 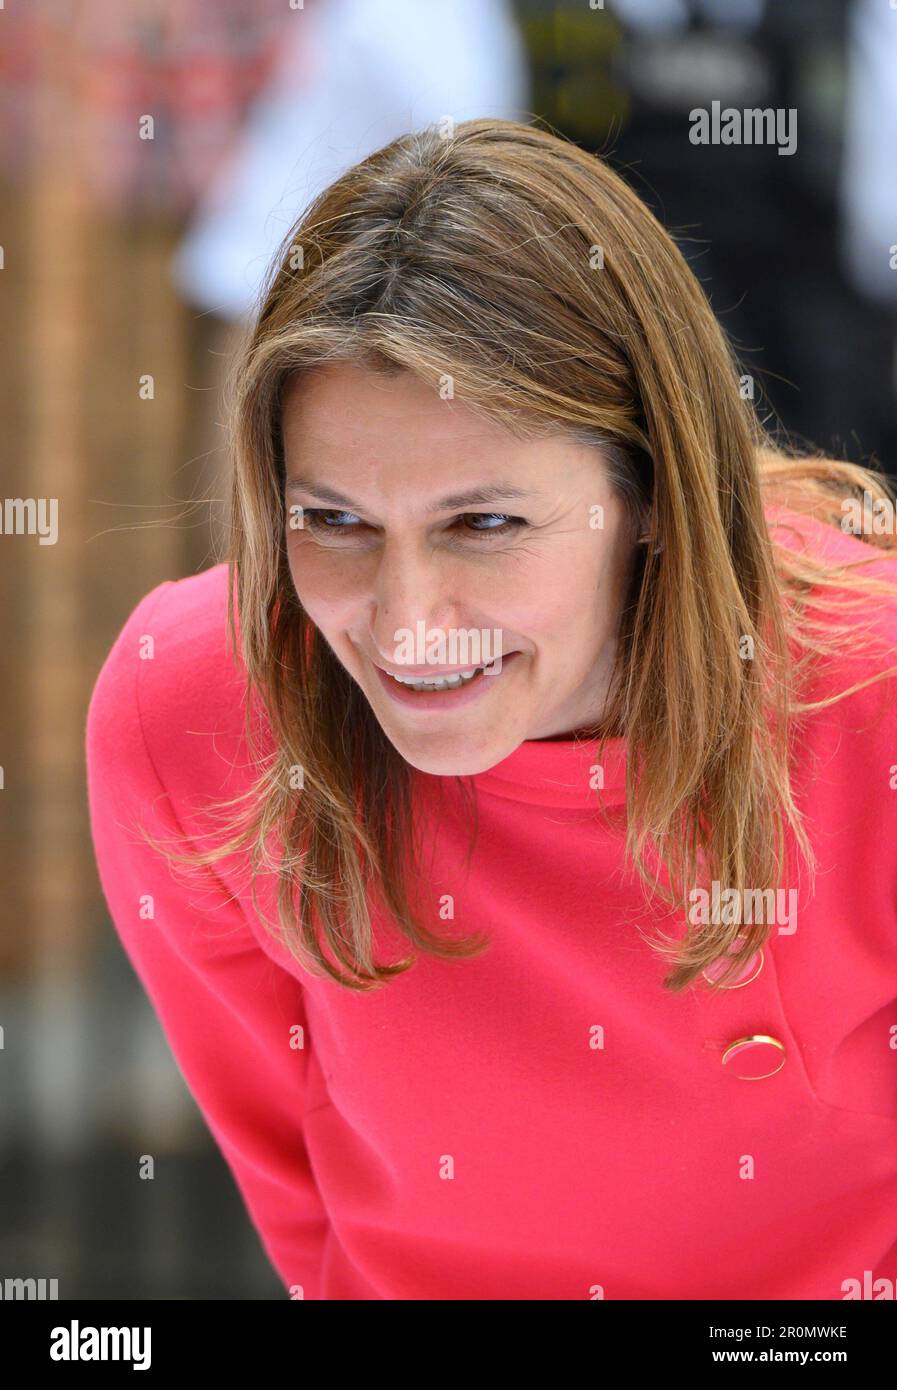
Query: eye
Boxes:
[
  {"xmin": 301, "ymin": 508, "xmax": 366, "ymax": 533},
  {"xmin": 458, "ymin": 512, "xmax": 526, "ymax": 538},
  {"xmin": 294, "ymin": 508, "xmax": 527, "ymax": 544}
]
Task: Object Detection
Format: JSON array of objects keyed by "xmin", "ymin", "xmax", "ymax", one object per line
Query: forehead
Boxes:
[
  {"xmin": 281, "ymin": 361, "xmax": 517, "ymax": 457},
  {"xmin": 279, "ymin": 362, "xmax": 615, "ymax": 517}
]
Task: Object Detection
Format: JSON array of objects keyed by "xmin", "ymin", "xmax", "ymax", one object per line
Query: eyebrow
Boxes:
[{"xmin": 284, "ymin": 475, "xmax": 537, "ymax": 512}]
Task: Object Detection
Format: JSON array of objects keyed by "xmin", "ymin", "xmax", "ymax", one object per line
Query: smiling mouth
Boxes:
[{"xmin": 384, "ymin": 660, "xmax": 500, "ymax": 693}]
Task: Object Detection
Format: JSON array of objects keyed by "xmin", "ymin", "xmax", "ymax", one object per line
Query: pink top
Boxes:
[{"xmin": 86, "ymin": 506, "xmax": 897, "ymax": 1299}]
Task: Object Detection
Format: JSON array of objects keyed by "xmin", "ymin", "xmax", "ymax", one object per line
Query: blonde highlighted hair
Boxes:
[{"xmin": 148, "ymin": 118, "xmax": 897, "ymax": 992}]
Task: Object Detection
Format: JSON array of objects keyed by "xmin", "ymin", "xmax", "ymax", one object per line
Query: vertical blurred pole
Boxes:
[
  {"xmin": 23, "ymin": 0, "xmax": 93, "ymax": 1161},
  {"xmin": 23, "ymin": 0, "xmax": 191, "ymax": 1156},
  {"xmin": 6, "ymin": 0, "xmax": 230, "ymax": 1292},
  {"xmin": 124, "ymin": 0, "xmax": 203, "ymax": 1293},
  {"xmin": 0, "ymin": 30, "xmax": 30, "ymax": 990}
]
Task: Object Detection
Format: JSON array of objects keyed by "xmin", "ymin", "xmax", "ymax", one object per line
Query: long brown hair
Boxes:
[{"xmin": 149, "ymin": 117, "xmax": 897, "ymax": 993}]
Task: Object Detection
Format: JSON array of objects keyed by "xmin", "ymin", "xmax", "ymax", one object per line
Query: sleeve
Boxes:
[{"xmin": 85, "ymin": 584, "xmax": 331, "ymax": 1299}]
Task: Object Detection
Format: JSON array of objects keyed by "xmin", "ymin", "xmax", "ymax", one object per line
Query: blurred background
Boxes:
[{"xmin": 1, "ymin": 0, "xmax": 895, "ymax": 1298}]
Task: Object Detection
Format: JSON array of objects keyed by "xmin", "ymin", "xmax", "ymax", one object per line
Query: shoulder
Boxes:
[
  {"xmin": 764, "ymin": 501, "xmax": 897, "ymax": 654},
  {"xmin": 765, "ymin": 499, "xmax": 897, "ymax": 575},
  {"xmin": 86, "ymin": 564, "xmax": 260, "ymax": 825},
  {"xmin": 763, "ymin": 504, "xmax": 897, "ymax": 812}
]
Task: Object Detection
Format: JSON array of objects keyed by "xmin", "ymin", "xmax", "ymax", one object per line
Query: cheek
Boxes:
[
  {"xmin": 520, "ymin": 544, "xmax": 599, "ymax": 624},
  {"xmin": 287, "ymin": 541, "xmax": 366, "ymax": 628},
  {"xmin": 516, "ymin": 539, "xmax": 615, "ymax": 653}
]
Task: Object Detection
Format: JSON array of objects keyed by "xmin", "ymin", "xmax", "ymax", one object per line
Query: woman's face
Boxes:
[{"xmin": 282, "ymin": 362, "xmax": 640, "ymax": 776}]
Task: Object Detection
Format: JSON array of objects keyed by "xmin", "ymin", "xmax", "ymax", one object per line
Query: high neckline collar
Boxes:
[{"xmin": 469, "ymin": 734, "xmax": 628, "ymax": 807}]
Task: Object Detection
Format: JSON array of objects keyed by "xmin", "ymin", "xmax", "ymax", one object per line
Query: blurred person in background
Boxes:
[
  {"xmin": 172, "ymin": 0, "xmax": 530, "ymax": 319},
  {"xmin": 519, "ymin": 0, "xmax": 897, "ymax": 480}
]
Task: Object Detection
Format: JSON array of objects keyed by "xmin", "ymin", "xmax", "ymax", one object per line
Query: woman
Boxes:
[{"xmin": 87, "ymin": 118, "xmax": 897, "ymax": 1300}]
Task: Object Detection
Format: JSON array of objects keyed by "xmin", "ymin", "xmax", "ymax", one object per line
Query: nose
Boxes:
[{"xmin": 369, "ymin": 536, "xmax": 463, "ymax": 664}]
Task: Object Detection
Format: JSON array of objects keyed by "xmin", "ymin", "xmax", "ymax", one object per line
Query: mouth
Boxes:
[
  {"xmin": 386, "ymin": 661, "xmax": 495, "ymax": 691},
  {"xmin": 372, "ymin": 652, "xmax": 520, "ymax": 709}
]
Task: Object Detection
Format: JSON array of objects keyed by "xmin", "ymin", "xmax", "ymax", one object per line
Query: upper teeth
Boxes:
[{"xmin": 389, "ymin": 666, "xmax": 485, "ymax": 691}]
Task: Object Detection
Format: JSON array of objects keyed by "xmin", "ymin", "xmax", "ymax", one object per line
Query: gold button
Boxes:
[
  {"xmin": 721, "ymin": 1034, "xmax": 786, "ymax": 1079},
  {"xmin": 702, "ymin": 937, "xmax": 764, "ymax": 989}
]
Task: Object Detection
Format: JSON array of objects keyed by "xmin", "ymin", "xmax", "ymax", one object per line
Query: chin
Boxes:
[{"xmin": 385, "ymin": 730, "xmax": 521, "ymax": 779}]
